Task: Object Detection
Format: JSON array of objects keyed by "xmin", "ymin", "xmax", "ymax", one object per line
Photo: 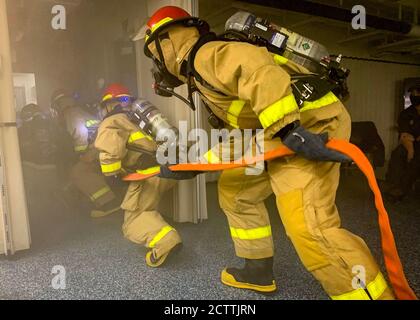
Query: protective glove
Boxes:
[
  {"xmin": 105, "ymin": 173, "xmax": 126, "ymax": 189},
  {"xmin": 282, "ymin": 124, "xmax": 351, "ymax": 163},
  {"xmin": 158, "ymin": 165, "xmax": 201, "ymax": 180}
]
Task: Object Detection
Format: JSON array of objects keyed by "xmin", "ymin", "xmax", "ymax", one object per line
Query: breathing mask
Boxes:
[{"xmin": 144, "ymin": 17, "xmax": 210, "ymax": 111}]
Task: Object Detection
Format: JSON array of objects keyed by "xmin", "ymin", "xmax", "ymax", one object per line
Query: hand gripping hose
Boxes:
[{"xmin": 123, "ymin": 139, "xmax": 417, "ymax": 300}]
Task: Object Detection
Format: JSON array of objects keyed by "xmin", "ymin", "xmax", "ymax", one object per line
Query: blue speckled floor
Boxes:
[{"xmin": 1, "ymin": 169, "xmax": 419, "ymax": 300}]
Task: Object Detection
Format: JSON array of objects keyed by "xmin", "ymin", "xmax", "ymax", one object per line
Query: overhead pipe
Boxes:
[
  {"xmin": 375, "ymin": 38, "xmax": 420, "ymax": 50},
  {"xmin": 237, "ymin": 0, "xmax": 420, "ymax": 37}
]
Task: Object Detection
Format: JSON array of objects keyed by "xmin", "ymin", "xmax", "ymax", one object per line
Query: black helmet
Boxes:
[
  {"xmin": 51, "ymin": 89, "xmax": 76, "ymax": 114},
  {"xmin": 20, "ymin": 103, "xmax": 43, "ymax": 122}
]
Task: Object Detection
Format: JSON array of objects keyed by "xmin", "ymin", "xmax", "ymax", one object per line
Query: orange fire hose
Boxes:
[{"xmin": 123, "ymin": 139, "xmax": 417, "ymax": 300}]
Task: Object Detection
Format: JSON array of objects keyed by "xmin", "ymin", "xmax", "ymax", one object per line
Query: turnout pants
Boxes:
[
  {"xmin": 70, "ymin": 159, "xmax": 116, "ymax": 208},
  {"xmin": 218, "ymin": 102, "xmax": 394, "ymax": 300},
  {"xmin": 121, "ymin": 177, "xmax": 181, "ymax": 259}
]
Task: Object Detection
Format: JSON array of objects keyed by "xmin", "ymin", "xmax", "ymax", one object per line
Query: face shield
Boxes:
[{"xmin": 144, "ymin": 17, "xmax": 209, "ymax": 106}]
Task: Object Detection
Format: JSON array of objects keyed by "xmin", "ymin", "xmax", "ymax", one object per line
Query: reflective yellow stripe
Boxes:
[
  {"xmin": 258, "ymin": 94, "xmax": 298, "ymax": 129},
  {"xmin": 86, "ymin": 120, "xmax": 100, "ymax": 128},
  {"xmin": 90, "ymin": 186, "xmax": 111, "ymax": 202},
  {"xmin": 149, "ymin": 226, "xmax": 175, "ymax": 248},
  {"xmin": 203, "ymin": 150, "xmax": 221, "ymax": 164},
  {"xmin": 227, "ymin": 100, "xmax": 246, "ymax": 129},
  {"xmin": 102, "ymin": 94, "xmax": 113, "ymax": 102},
  {"xmin": 136, "ymin": 166, "xmax": 161, "ymax": 175},
  {"xmin": 330, "ymin": 272, "xmax": 388, "ymax": 300},
  {"xmin": 128, "ymin": 131, "xmax": 153, "ymax": 143},
  {"xmin": 102, "ymin": 93, "xmax": 131, "ymax": 102},
  {"xmin": 331, "ymin": 289, "xmax": 370, "ymax": 300},
  {"xmin": 101, "ymin": 161, "xmax": 122, "ymax": 174},
  {"xmin": 151, "ymin": 17, "xmax": 173, "ymax": 33},
  {"xmin": 300, "ymin": 92, "xmax": 339, "ymax": 112},
  {"xmin": 366, "ymin": 272, "xmax": 388, "ymax": 300},
  {"xmin": 273, "ymin": 54, "xmax": 289, "ymax": 65},
  {"xmin": 230, "ymin": 226, "xmax": 272, "ymax": 240},
  {"xmin": 75, "ymin": 145, "xmax": 88, "ymax": 152},
  {"xmin": 146, "ymin": 17, "xmax": 175, "ymax": 41}
]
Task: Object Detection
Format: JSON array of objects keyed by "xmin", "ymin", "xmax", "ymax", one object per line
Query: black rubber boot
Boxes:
[
  {"xmin": 221, "ymin": 257, "xmax": 277, "ymax": 294},
  {"xmin": 146, "ymin": 243, "xmax": 183, "ymax": 268}
]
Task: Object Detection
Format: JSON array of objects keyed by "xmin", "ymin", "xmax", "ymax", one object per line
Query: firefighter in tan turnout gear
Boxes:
[
  {"xmin": 143, "ymin": 6, "xmax": 395, "ymax": 299},
  {"xmin": 94, "ymin": 83, "xmax": 182, "ymax": 267},
  {"xmin": 51, "ymin": 89, "xmax": 120, "ymax": 218}
]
